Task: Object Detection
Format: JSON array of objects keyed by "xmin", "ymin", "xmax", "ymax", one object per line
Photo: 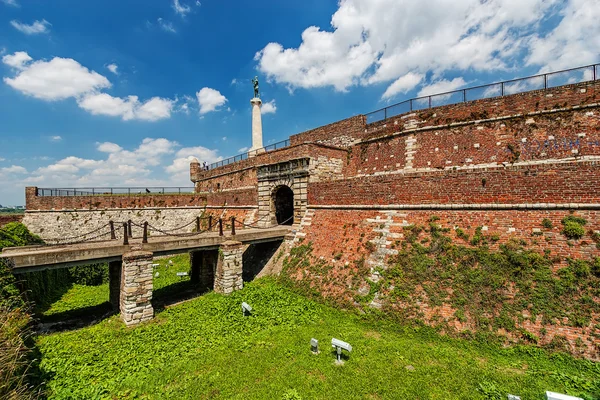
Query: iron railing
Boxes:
[
  {"xmin": 365, "ymin": 63, "xmax": 600, "ymax": 124},
  {"xmin": 206, "ymin": 139, "xmax": 290, "ymax": 170},
  {"xmin": 37, "ymin": 187, "xmax": 195, "ymax": 197}
]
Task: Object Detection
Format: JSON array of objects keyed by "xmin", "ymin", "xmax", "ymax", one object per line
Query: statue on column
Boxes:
[{"xmin": 252, "ymin": 76, "xmax": 260, "ymax": 99}]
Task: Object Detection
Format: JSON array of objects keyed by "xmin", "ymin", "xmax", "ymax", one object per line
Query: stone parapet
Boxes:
[{"xmin": 120, "ymin": 251, "xmax": 154, "ymax": 326}]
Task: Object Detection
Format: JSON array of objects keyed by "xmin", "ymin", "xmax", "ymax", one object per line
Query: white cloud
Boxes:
[
  {"xmin": 166, "ymin": 146, "xmax": 222, "ymax": 179},
  {"xmin": 382, "ymin": 72, "xmax": 424, "ymax": 100},
  {"xmin": 417, "ymin": 77, "xmax": 467, "ymax": 97},
  {"xmin": 1, "ymin": 0, "xmax": 18, "ymax": 6},
  {"xmin": 78, "ymin": 93, "xmax": 173, "ymax": 121},
  {"xmin": 97, "ymin": 142, "xmax": 122, "ymax": 153},
  {"xmin": 106, "ymin": 63, "xmax": 118, "ymax": 75},
  {"xmin": 2, "ymin": 51, "xmax": 175, "ymax": 122},
  {"xmin": 230, "ymin": 78, "xmax": 237, "ymax": 85},
  {"xmin": 526, "ymin": 0, "xmax": 600, "ymax": 72},
  {"xmin": 173, "ymin": 0, "xmax": 191, "ymax": 16},
  {"xmin": 1, "ymin": 165, "xmax": 26, "ymax": 174},
  {"xmin": 2, "ymin": 52, "xmax": 110, "ymax": 101},
  {"xmin": 196, "ymin": 87, "xmax": 227, "ymax": 115},
  {"xmin": 261, "ymin": 100, "xmax": 277, "ymax": 114},
  {"xmin": 166, "ymin": 146, "xmax": 222, "ymax": 183},
  {"xmin": 0, "ymin": 138, "xmax": 226, "ymax": 203},
  {"xmin": 49, "ymin": 135, "xmax": 62, "ymax": 142},
  {"xmin": 2, "ymin": 51, "xmax": 32, "ymax": 70},
  {"xmin": 10, "ymin": 19, "xmax": 51, "ymax": 35},
  {"xmin": 237, "ymin": 146, "xmax": 249, "ymax": 153},
  {"xmin": 157, "ymin": 18, "xmax": 176, "ymax": 33},
  {"xmin": 255, "ymin": 0, "xmax": 580, "ymax": 100},
  {"xmin": 0, "ymin": 157, "xmax": 5, "ymax": 162}
]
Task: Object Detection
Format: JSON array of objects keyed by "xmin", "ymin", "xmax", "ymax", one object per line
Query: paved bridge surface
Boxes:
[
  {"xmin": 1, "ymin": 226, "xmax": 291, "ymax": 273},
  {"xmin": 0, "ymin": 226, "xmax": 291, "ymax": 274}
]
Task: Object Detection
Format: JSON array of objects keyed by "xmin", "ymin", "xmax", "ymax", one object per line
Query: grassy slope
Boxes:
[{"xmin": 35, "ymin": 259, "xmax": 600, "ymax": 399}]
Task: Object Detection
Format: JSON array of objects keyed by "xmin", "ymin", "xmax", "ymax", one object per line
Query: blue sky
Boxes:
[{"xmin": 0, "ymin": 0, "xmax": 598, "ymax": 205}]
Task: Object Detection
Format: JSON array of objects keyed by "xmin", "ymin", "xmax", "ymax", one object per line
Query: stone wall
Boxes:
[
  {"xmin": 22, "ymin": 207, "xmax": 257, "ymax": 241},
  {"xmin": 191, "ymin": 143, "xmax": 348, "ymax": 188}
]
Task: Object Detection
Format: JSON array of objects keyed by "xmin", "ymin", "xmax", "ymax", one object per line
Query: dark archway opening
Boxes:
[{"xmin": 274, "ymin": 186, "xmax": 294, "ymax": 225}]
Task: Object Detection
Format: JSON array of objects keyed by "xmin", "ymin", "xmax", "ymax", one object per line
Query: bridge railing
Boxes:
[
  {"xmin": 36, "ymin": 187, "xmax": 196, "ymax": 197},
  {"xmin": 39, "ymin": 213, "xmax": 284, "ymax": 247},
  {"xmin": 365, "ymin": 63, "xmax": 600, "ymax": 124}
]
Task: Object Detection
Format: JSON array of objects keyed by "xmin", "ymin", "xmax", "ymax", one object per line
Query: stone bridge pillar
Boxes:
[
  {"xmin": 190, "ymin": 250, "xmax": 217, "ymax": 292},
  {"xmin": 214, "ymin": 240, "xmax": 244, "ymax": 295},
  {"xmin": 120, "ymin": 251, "xmax": 154, "ymax": 326},
  {"xmin": 108, "ymin": 260, "xmax": 122, "ymax": 311}
]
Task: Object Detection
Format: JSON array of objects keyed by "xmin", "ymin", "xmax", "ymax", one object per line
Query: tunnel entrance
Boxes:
[{"xmin": 273, "ymin": 186, "xmax": 294, "ymax": 225}]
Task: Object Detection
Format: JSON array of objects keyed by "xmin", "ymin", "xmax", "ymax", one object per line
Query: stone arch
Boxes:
[{"xmin": 257, "ymin": 175, "xmax": 307, "ymax": 227}]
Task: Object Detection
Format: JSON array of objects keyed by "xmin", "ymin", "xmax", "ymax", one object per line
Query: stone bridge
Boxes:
[{"xmin": 1, "ymin": 226, "xmax": 291, "ymax": 326}]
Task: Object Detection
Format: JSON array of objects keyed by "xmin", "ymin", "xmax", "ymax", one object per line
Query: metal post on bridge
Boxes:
[
  {"xmin": 109, "ymin": 221, "xmax": 116, "ymax": 240},
  {"xmin": 196, "ymin": 216, "xmax": 200, "ymax": 233},
  {"xmin": 231, "ymin": 217, "xmax": 236, "ymax": 236},
  {"xmin": 123, "ymin": 223, "xmax": 129, "ymax": 245},
  {"xmin": 218, "ymin": 218, "xmax": 223, "ymax": 236},
  {"xmin": 127, "ymin": 220, "xmax": 132, "ymax": 238},
  {"xmin": 208, "ymin": 216, "xmax": 213, "ymax": 231},
  {"xmin": 142, "ymin": 222, "xmax": 148, "ymax": 244}
]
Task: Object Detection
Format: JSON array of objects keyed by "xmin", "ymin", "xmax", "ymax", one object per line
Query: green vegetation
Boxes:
[
  {"xmin": 542, "ymin": 218, "xmax": 553, "ymax": 229},
  {"xmin": 382, "ymin": 222, "xmax": 600, "ymax": 333},
  {"xmin": 36, "ymin": 278, "xmax": 600, "ymax": 399},
  {"xmin": 0, "ymin": 223, "xmax": 44, "ymax": 399},
  {"xmin": 561, "ymin": 215, "xmax": 587, "ymax": 240},
  {"xmin": 40, "ymin": 254, "xmax": 194, "ymax": 322},
  {"xmin": 281, "ymin": 222, "xmax": 600, "ymax": 353}
]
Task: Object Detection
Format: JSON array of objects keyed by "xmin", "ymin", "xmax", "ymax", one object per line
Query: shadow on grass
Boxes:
[
  {"xmin": 152, "ymin": 280, "xmax": 209, "ymax": 312},
  {"xmin": 36, "ymin": 302, "xmax": 114, "ymax": 333}
]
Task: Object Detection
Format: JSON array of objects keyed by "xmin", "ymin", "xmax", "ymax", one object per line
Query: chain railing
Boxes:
[
  {"xmin": 206, "ymin": 139, "xmax": 290, "ymax": 170},
  {"xmin": 37, "ymin": 187, "xmax": 195, "ymax": 197},
  {"xmin": 365, "ymin": 63, "xmax": 600, "ymax": 124},
  {"xmin": 36, "ymin": 214, "xmax": 292, "ymax": 247}
]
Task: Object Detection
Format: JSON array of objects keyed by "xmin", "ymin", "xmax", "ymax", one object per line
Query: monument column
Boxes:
[{"xmin": 249, "ymin": 97, "xmax": 264, "ymax": 157}]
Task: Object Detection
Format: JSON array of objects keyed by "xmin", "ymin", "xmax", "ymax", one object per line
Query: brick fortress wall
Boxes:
[
  {"xmin": 279, "ymin": 80, "xmax": 600, "ymax": 359},
  {"xmin": 0, "ymin": 214, "xmax": 23, "ymax": 227}
]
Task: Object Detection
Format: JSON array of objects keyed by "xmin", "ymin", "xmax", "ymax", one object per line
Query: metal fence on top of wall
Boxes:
[
  {"xmin": 365, "ymin": 64, "xmax": 600, "ymax": 124},
  {"xmin": 36, "ymin": 187, "xmax": 196, "ymax": 197}
]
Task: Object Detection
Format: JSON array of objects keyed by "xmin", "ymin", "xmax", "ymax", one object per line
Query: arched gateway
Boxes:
[
  {"xmin": 273, "ymin": 185, "xmax": 294, "ymax": 225},
  {"xmin": 256, "ymin": 158, "xmax": 309, "ymax": 227}
]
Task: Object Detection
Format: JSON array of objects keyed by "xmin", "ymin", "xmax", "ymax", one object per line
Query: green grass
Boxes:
[
  {"xmin": 35, "ymin": 276, "xmax": 600, "ymax": 399},
  {"xmin": 39, "ymin": 254, "xmax": 195, "ymax": 322}
]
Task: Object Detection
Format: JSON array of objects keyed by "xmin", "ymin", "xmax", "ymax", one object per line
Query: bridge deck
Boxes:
[{"xmin": 1, "ymin": 227, "xmax": 291, "ymax": 273}]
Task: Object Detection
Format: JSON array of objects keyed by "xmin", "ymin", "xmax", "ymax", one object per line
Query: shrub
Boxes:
[
  {"xmin": 562, "ymin": 221, "xmax": 585, "ymax": 240},
  {"xmin": 68, "ymin": 263, "xmax": 109, "ymax": 286},
  {"xmin": 561, "ymin": 215, "xmax": 587, "ymax": 226},
  {"xmin": 541, "ymin": 218, "xmax": 553, "ymax": 229}
]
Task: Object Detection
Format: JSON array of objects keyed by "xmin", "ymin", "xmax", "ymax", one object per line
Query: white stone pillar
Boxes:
[
  {"xmin": 214, "ymin": 240, "xmax": 244, "ymax": 295},
  {"xmin": 249, "ymin": 98, "xmax": 264, "ymax": 157},
  {"xmin": 120, "ymin": 251, "xmax": 154, "ymax": 326}
]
